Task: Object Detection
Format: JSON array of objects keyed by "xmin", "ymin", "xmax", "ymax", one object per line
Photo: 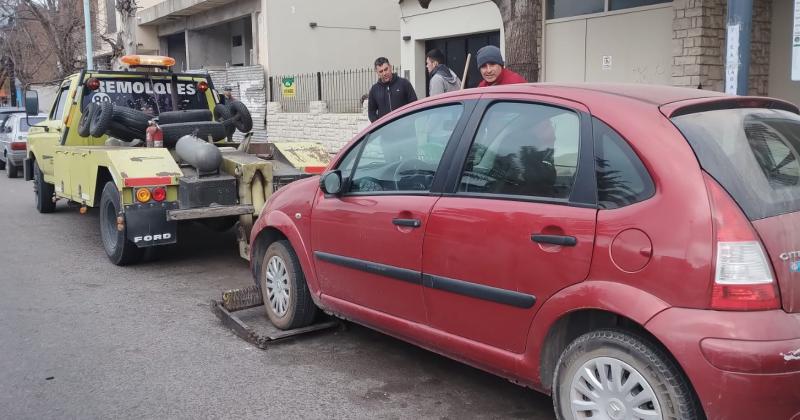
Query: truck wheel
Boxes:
[
  {"xmin": 213, "ymin": 104, "xmax": 235, "ymax": 139},
  {"xmin": 6, "ymin": 159, "xmax": 17, "ymax": 178},
  {"xmin": 33, "ymin": 160, "xmax": 55, "ymax": 213},
  {"xmin": 552, "ymin": 329, "xmax": 700, "ymax": 420},
  {"xmin": 90, "ymin": 101, "xmax": 114, "ymax": 137},
  {"xmin": 259, "ymin": 240, "xmax": 317, "ymax": 330},
  {"xmin": 160, "ymin": 122, "xmax": 227, "ymax": 148},
  {"xmin": 78, "ymin": 103, "xmax": 99, "ymax": 137},
  {"xmin": 99, "ymin": 182, "xmax": 143, "ymax": 266},
  {"xmin": 111, "ymin": 106, "xmax": 150, "ymax": 132},
  {"xmin": 107, "ymin": 121, "xmax": 145, "ymax": 142},
  {"xmin": 158, "ymin": 109, "xmax": 212, "ymax": 124},
  {"xmin": 229, "ymin": 101, "xmax": 253, "ymax": 133}
]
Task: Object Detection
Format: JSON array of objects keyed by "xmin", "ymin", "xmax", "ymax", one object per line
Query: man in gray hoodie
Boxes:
[{"xmin": 426, "ymin": 49, "xmax": 461, "ymax": 96}]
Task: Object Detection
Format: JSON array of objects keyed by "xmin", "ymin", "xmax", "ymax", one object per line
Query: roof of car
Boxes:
[{"xmin": 476, "ymin": 83, "xmax": 727, "ymax": 106}]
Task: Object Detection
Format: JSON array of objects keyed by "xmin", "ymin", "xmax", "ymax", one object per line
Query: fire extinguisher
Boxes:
[{"xmin": 146, "ymin": 120, "xmax": 163, "ymax": 148}]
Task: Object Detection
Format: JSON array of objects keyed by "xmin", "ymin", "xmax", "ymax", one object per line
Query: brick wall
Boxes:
[
  {"xmin": 672, "ymin": 0, "xmax": 771, "ymax": 95},
  {"xmin": 266, "ymin": 101, "xmax": 370, "ymax": 152}
]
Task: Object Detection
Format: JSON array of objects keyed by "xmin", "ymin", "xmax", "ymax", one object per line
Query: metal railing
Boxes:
[{"xmin": 269, "ymin": 68, "xmax": 400, "ymax": 113}]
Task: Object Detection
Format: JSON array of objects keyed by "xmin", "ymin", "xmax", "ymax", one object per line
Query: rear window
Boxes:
[
  {"xmin": 672, "ymin": 108, "xmax": 800, "ymax": 220},
  {"xmin": 81, "ymin": 77, "xmax": 209, "ymax": 116},
  {"xmin": 19, "ymin": 117, "xmax": 46, "ymax": 132}
]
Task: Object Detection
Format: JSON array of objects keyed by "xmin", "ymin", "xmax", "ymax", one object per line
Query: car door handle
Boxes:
[
  {"xmin": 393, "ymin": 218, "xmax": 421, "ymax": 228},
  {"xmin": 531, "ymin": 234, "xmax": 577, "ymax": 246}
]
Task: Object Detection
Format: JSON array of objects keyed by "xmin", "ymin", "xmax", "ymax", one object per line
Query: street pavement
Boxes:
[{"xmin": 0, "ymin": 174, "xmax": 555, "ymax": 419}]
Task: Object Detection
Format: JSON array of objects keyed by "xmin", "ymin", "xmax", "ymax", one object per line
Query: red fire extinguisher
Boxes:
[{"xmin": 146, "ymin": 120, "xmax": 163, "ymax": 148}]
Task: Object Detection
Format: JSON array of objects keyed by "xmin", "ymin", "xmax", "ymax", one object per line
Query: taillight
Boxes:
[
  {"xmin": 10, "ymin": 142, "xmax": 26, "ymax": 151},
  {"xmin": 85, "ymin": 77, "xmax": 100, "ymax": 91},
  {"xmin": 135, "ymin": 188, "xmax": 151, "ymax": 203},
  {"xmin": 705, "ymin": 174, "xmax": 780, "ymax": 310},
  {"xmin": 197, "ymin": 81, "xmax": 209, "ymax": 92},
  {"xmin": 151, "ymin": 187, "xmax": 166, "ymax": 202}
]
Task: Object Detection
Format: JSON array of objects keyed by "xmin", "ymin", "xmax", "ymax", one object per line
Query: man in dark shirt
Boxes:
[{"xmin": 367, "ymin": 57, "xmax": 418, "ymax": 122}]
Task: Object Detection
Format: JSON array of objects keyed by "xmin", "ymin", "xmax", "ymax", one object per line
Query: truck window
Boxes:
[
  {"xmin": 81, "ymin": 78, "xmax": 209, "ymax": 116},
  {"xmin": 50, "ymin": 87, "xmax": 70, "ymax": 121}
]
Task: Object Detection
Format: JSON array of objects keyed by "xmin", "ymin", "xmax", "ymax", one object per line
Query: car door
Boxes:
[
  {"xmin": 421, "ymin": 96, "xmax": 598, "ymax": 353},
  {"xmin": 311, "ymin": 102, "xmax": 472, "ymax": 323},
  {"xmin": 0, "ymin": 115, "xmax": 13, "ymax": 161}
]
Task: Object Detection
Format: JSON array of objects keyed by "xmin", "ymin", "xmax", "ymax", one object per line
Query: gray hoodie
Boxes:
[{"xmin": 429, "ymin": 65, "xmax": 461, "ymax": 96}]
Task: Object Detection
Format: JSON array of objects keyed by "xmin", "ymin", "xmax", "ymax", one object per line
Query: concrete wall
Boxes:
[
  {"xmin": 768, "ymin": 0, "xmax": 800, "ymax": 104},
  {"xmin": 188, "ymin": 24, "xmax": 232, "ymax": 68},
  {"xmin": 399, "ymin": 0, "xmax": 503, "ymax": 95},
  {"xmin": 263, "ymin": 0, "xmax": 400, "ymax": 75},
  {"xmin": 266, "ymin": 101, "xmax": 369, "ymax": 152}
]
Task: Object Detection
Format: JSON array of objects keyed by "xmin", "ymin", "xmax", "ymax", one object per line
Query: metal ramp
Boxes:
[{"xmin": 211, "ymin": 285, "xmax": 340, "ymax": 349}]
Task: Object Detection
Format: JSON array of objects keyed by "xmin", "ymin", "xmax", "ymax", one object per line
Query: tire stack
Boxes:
[{"xmin": 77, "ymin": 101, "xmax": 253, "ymax": 147}]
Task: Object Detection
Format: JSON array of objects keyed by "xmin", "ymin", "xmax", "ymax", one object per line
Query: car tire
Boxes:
[
  {"xmin": 553, "ymin": 328, "xmax": 701, "ymax": 420},
  {"xmin": 33, "ymin": 160, "xmax": 55, "ymax": 213},
  {"xmin": 157, "ymin": 109, "xmax": 212, "ymax": 125},
  {"xmin": 0, "ymin": 156, "xmax": 5, "ymax": 170},
  {"xmin": 78, "ymin": 103, "xmax": 100, "ymax": 137},
  {"xmin": 228, "ymin": 101, "xmax": 253, "ymax": 133},
  {"xmin": 111, "ymin": 106, "xmax": 150, "ymax": 132},
  {"xmin": 107, "ymin": 121, "xmax": 145, "ymax": 142},
  {"xmin": 99, "ymin": 181, "xmax": 143, "ymax": 266},
  {"xmin": 90, "ymin": 101, "xmax": 114, "ymax": 137},
  {"xmin": 259, "ymin": 240, "xmax": 317, "ymax": 330},
  {"xmin": 214, "ymin": 104, "xmax": 235, "ymax": 139},
  {"xmin": 160, "ymin": 121, "xmax": 226, "ymax": 148},
  {"xmin": 7, "ymin": 158, "xmax": 17, "ymax": 178}
]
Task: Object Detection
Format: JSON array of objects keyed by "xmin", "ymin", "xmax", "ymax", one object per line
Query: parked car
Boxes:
[
  {"xmin": 249, "ymin": 83, "xmax": 800, "ymax": 420},
  {"xmin": 0, "ymin": 107, "xmax": 24, "ymax": 130},
  {"xmin": 1, "ymin": 113, "xmax": 46, "ymax": 178}
]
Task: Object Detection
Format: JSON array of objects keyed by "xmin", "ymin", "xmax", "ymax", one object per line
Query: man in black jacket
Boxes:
[{"xmin": 367, "ymin": 57, "xmax": 418, "ymax": 122}]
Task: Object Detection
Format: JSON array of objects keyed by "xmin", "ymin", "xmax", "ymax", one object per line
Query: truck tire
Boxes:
[
  {"xmin": 0, "ymin": 156, "xmax": 5, "ymax": 170},
  {"xmin": 258, "ymin": 240, "xmax": 317, "ymax": 330},
  {"xmin": 78, "ymin": 103, "xmax": 99, "ymax": 137},
  {"xmin": 160, "ymin": 121, "xmax": 226, "ymax": 147},
  {"xmin": 158, "ymin": 109, "xmax": 212, "ymax": 125},
  {"xmin": 99, "ymin": 181, "xmax": 143, "ymax": 266},
  {"xmin": 33, "ymin": 160, "xmax": 55, "ymax": 213},
  {"xmin": 214, "ymin": 104, "xmax": 235, "ymax": 139},
  {"xmin": 107, "ymin": 121, "xmax": 145, "ymax": 142},
  {"xmin": 90, "ymin": 101, "xmax": 114, "ymax": 137},
  {"xmin": 6, "ymin": 159, "xmax": 18, "ymax": 178},
  {"xmin": 229, "ymin": 101, "xmax": 253, "ymax": 133},
  {"xmin": 111, "ymin": 106, "xmax": 150, "ymax": 132}
]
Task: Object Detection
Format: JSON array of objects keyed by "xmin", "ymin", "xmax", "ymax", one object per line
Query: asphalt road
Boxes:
[{"xmin": 0, "ymin": 174, "xmax": 554, "ymax": 419}]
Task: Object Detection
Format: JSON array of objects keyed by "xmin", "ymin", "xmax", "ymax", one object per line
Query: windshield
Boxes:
[
  {"xmin": 19, "ymin": 117, "xmax": 46, "ymax": 132},
  {"xmin": 80, "ymin": 77, "xmax": 209, "ymax": 116},
  {"xmin": 672, "ymin": 108, "xmax": 800, "ymax": 220}
]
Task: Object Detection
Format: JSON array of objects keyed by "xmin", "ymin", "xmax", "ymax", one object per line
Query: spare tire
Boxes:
[
  {"xmin": 107, "ymin": 121, "xmax": 145, "ymax": 142},
  {"xmin": 78, "ymin": 103, "xmax": 99, "ymax": 137},
  {"xmin": 90, "ymin": 101, "xmax": 114, "ymax": 137},
  {"xmin": 228, "ymin": 101, "xmax": 253, "ymax": 133},
  {"xmin": 158, "ymin": 109, "xmax": 212, "ymax": 125},
  {"xmin": 112, "ymin": 106, "xmax": 150, "ymax": 132},
  {"xmin": 160, "ymin": 121, "xmax": 226, "ymax": 147},
  {"xmin": 214, "ymin": 104, "xmax": 235, "ymax": 139}
]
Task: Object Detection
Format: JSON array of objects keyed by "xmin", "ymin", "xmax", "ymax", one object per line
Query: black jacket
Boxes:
[{"xmin": 367, "ymin": 74, "xmax": 418, "ymax": 122}]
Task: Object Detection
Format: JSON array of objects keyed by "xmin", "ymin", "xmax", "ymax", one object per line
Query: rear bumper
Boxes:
[
  {"xmin": 5, "ymin": 150, "xmax": 25, "ymax": 165},
  {"xmin": 646, "ymin": 308, "xmax": 800, "ymax": 420}
]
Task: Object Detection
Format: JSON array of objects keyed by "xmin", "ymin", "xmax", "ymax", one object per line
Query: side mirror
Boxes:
[
  {"xmin": 24, "ymin": 91, "xmax": 39, "ymax": 116},
  {"xmin": 320, "ymin": 170, "xmax": 343, "ymax": 195}
]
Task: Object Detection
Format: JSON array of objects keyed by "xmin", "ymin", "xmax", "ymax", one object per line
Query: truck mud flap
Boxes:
[
  {"xmin": 23, "ymin": 158, "xmax": 33, "ymax": 181},
  {"xmin": 211, "ymin": 285, "xmax": 340, "ymax": 349},
  {"xmin": 125, "ymin": 202, "xmax": 179, "ymax": 247}
]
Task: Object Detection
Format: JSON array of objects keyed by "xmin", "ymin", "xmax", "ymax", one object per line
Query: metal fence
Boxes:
[{"xmin": 269, "ymin": 68, "xmax": 400, "ymax": 113}]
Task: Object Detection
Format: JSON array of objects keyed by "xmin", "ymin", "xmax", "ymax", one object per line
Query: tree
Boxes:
[{"xmin": 417, "ymin": 0, "xmax": 539, "ymax": 82}]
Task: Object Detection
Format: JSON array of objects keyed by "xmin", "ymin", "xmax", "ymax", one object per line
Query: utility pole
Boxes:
[
  {"xmin": 83, "ymin": 0, "xmax": 94, "ymax": 69},
  {"xmin": 725, "ymin": 0, "xmax": 753, "ymax": 95}
]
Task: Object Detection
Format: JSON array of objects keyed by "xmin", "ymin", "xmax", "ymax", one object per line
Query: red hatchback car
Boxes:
[{"xmin": 250, "ymin": 84, "xmax": 800, "ymax": 420}]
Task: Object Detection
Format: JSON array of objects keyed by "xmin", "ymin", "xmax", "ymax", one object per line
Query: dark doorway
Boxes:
[
  {"xmin": 424, "ymin": 31, "xmax": 500, "ymax": 94},
  {"xmin": 166, "ymin": 33, "xmax": 187, "ymax": 72}
]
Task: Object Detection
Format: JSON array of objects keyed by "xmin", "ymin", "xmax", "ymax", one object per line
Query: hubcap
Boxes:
[
  {"xmin": 569, "ymin": 356, "xmax": 662, "ymax": 420},
  {"xmin": 265, "ymin": 255, "xmax": 290, "ymax": 317}
]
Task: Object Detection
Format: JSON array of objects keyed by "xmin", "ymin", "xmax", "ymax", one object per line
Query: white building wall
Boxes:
[{"xmin": 399, "ymin": 0, "xmax": 503, "ymax": 95}]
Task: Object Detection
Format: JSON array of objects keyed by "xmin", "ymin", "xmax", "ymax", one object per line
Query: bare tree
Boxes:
[
  {"xmin": 96, "ymin": 0, "xmax": 138, "ymax": 68},
  {"xmin": 0, "ymin": 0, "xmax": 61, "ymax": 87},
  {"xmin": 417, "ymin": 0, "xmax": 539, "ymax": 82},
  {"xmin": 17, "ymin": 0, "xmax": 85, "ymax": 77}
]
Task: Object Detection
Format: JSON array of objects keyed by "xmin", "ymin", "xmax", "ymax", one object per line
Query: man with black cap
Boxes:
[
  {"xmin": 367, "ymin": 57, "xmax": 417, "ymax": 122},
  {"xmin": 476, "ymin": 45, "xmax": 527, "ymax": 87}
]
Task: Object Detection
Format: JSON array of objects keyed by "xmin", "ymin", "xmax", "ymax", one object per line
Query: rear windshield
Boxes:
[
  {"xmin": 672, "ymin": 108, "xmax": 800, "ymax": 220},
  {"xmin": 19, "ymin": 117, "xmax": 46, "ymax": 132},
  {"xmin": 80, "ymin": 77, "xmax": 209, "ymax": 116}
]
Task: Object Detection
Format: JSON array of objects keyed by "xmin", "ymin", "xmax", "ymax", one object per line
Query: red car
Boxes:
[{"xmin": 249, "ymin": 84, "xmax": 800, "ymax": 420}]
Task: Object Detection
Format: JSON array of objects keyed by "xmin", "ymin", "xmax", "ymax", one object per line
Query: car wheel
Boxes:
[
  {"xmin": 90, "ymin": 101, "xmax": 114, "ymax": 137},
  {"xmin": 99, "ymin": 181, "xmax": 143, "ymax": 266},
  {"xmin": 7, "ymin": 159, "xmax": 17, "ymax": 178},
  {"xmin": 228, "ymin": 101, "xmax": 253, "ymax": 133},
  {"xmin": 259, "ymin": 240, "xmax": 317, "ymax": 330},
  {"xmin": 111, "ymin": 106, "xmax": 150, "ymax": 132},
  {"xmin": 33, "ymin": 160, "xmax": 55, "ymax": 213},
  {"xmin": 158, "ymin": 109, "xmax": 212, "ymax": 125},
  {"xmin": 78, "ymin": 103, "xmax": 100, "ymax": 137},
  {"xmin": 553, "ymin": 329, "xmax": 701, "ymax": 420}
]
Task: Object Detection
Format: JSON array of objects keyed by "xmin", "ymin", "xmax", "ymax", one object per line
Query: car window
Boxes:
[
  {"xmin": 50, "ymin": 87, "xmax": 70, "ymax": 121},
  {"xmin": 19, "ymin": 117, "xmax": 47, "ymax": 132},
  {"xmin": 346, "ymin": 104, "xmax": 464, "ymax": 194},
  {"xmin": 594, "ymin": 118, "xmax": 655, "ymax": 209},
  {"xmin": 458, "ymin": 101, "xmax": 580, "ymax": 199}
]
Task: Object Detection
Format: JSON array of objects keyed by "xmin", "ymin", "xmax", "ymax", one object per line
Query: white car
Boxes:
[{"xmin": 0, "ymin": 113, "xmax": 46, "ymax": 178}]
